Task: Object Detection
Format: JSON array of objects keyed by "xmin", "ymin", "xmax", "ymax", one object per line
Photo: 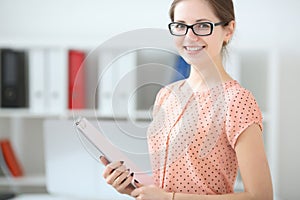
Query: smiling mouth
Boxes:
[{"xmin": 184, "ymin": 46, "xmax": 206, "ymax": 52}]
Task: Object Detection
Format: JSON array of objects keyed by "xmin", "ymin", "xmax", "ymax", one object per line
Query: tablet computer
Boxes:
[{"xmin": 75, "ymin": 117, "xmax": 153, "ymax": 185}]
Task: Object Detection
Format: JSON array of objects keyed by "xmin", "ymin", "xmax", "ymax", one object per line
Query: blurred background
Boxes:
[{"xmin": 0, "ymin": 0, "xmax": 299, "ymax": 199}]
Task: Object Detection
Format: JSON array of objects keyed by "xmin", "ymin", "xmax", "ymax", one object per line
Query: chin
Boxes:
[{"xmin": 182, "ymin": 53, "xmax": 212, "ymax": 67}]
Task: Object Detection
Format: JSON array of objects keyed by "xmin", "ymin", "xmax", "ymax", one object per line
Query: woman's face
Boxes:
[{"xmin": 173, "ymin": 0, "xmax": 233, "ymax": 66}]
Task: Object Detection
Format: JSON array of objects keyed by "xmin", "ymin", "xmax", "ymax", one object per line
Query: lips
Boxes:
[{"xmin": 184, "ymin": 45, "xmax": 206, "ymax": 52}]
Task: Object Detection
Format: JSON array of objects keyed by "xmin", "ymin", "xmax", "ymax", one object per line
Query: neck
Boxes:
[{"xmin": 187, "ymin": 55, "xmax": 232, "ymax": 91}]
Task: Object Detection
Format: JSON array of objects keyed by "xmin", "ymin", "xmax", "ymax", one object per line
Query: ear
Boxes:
[{"xmin": 224, "ymin": 20, "xmax": 236, "ymax": 43}]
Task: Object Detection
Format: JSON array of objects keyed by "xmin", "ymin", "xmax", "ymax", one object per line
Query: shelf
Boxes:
[
  {"xmin": 0, "ymin": 109, "xmax": 153, "ymax": 121},
  {"xmin": 0, "ymin": 109, "xmax": 68, "ymax": 119},
  {"xmin": 0, "ymin": 175, "xmax": 45, "ymax": 187}
]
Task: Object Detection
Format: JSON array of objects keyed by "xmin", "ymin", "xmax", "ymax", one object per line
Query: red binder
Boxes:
[
  {"xmin": 0, "ymin": 139, "xmax": 23, "ymax": 177},
  {"xmin": 68, "ymin": 50, "xmax": 86, "ymax": 109}
]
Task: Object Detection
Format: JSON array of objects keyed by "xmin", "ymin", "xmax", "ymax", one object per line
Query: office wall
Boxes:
[
  {"xmin": 278, "ymin": 49, "xmax": 300, "ymax": 200},
  {"xmin": 1, "ymin": 0, "xmax": 300, "ymax": 49},
  {"xmin": 234, "ymin": 0, "xmax": 300, "ymax": 49},
  {"xmin": 0, "ymin": 0, "xmax": 171, "ymax": 43}
]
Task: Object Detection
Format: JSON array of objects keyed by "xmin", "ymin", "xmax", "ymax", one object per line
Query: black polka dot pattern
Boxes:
[{"xmin": 147, "ymin": 80, "xmax": 263, "ymax": 194}]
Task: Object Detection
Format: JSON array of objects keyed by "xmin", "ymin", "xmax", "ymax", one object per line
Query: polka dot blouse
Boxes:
[{"xmin": 147, "ymin": 79, "xmax": 263, "ymax": 195}]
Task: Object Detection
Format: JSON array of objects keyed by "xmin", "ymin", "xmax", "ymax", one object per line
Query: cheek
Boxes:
[
  {"xmin": 174, "ymin": 37, "xmax": 184, "ymax": 50},
  {"xmin": 206, "ymin": 36, "xmax": 223, "ymax": 56}
]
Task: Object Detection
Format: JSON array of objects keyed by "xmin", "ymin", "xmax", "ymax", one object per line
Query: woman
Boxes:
[{"xmin": 101, "ymin": 0, "xmax": 273, "ymax": 199}]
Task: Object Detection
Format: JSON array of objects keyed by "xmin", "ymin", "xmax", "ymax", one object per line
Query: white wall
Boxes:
[
  {"xmin": 1, "ymin": 0, "xmax": 300, "ymax": 199},
  {"xmin": 0, "ymin": 0, "xmax": 171, "ymax": 45},
  {"xmin": 234, "ymin": 0, "xmax": 300, "ymax": 49},
  {"xmin": 1, "ymin": 0, "xmax": 300, "ymax": 48},
  {"xmin": 278, "ymin": 49, "xmax": 300, "ymax": 200}
]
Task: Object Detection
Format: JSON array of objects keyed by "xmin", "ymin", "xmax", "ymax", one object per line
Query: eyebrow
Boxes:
[{"xmin": 175, "ymin": 18, "xmax": 212, "ymax": 23}]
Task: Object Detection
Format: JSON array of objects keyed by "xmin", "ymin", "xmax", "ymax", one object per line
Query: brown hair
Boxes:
[{"xmin": 169, "ymin": 0, "xmax": 235, "ymax": 24}]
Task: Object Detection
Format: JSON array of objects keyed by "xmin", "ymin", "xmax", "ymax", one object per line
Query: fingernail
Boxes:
[
  {"xmin": 130, "ymin": 172, "xmax": 134, "ymax": 176},
  {"xmin": 134, "ymin": 179, "xmax": 139, "ymax": 183},
  {"xmin": 120, "ymin": 161, "xmax": 124, "ymax": 164}
]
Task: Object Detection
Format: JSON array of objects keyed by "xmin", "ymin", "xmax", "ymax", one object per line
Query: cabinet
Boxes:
[
  {"xmin": 0, "ymin": 42, "xmax": 280, "ymax": 196},
  {"xmin": 0, "ymin": 117, "xmax": 46, "ymax": 193},
  {"xmin": 0, "ymin": 36, "xmax": 178, "ymax": 194}
]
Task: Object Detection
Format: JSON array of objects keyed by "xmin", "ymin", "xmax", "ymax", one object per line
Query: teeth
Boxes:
[{"xmin": 185, "ymin": 46, "xmax": 204, "ymax": 51}]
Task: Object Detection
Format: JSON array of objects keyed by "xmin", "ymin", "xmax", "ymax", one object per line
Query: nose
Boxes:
[{"xmin": 185, "ymin": 27, "xmax": 199, "ymax": 41}]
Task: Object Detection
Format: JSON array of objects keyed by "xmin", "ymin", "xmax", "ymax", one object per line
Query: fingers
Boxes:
[
  {"xmin": 114, "ymin": 172, "xmax": 135, "ymax": 192},
  {"xmin": 102, "ymin": 160, "xmax": 124, "ymax": 179},
  {"xmin": 100, "ymin": 158, "xmax": 136, "ymax": 195},
  {"xmin": 99, "ymin": 156, "xmax": 110, "ymax": 166},
  {"xmin": 133, "ymin": 180, "xmax": 144, "ymax": 188},
  {"xmin": 103, "ymin": 161, "xmax": 126, "ymax": 180},
  {"xmin": 111, "ymin": 169, "xmax": 130, "ymax": 187},
  {"xmin": 106, "ymin": 164, "xmax": 127, "ymax": 184}
]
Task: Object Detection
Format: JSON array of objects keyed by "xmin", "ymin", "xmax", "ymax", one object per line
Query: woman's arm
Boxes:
[
  {"xmin": 131, "ymin": 124, "xmax": 273, "ymax": 200},
  {"xmin": 233, "ymin": 123, "xmax": 273, "ymax": 200}
]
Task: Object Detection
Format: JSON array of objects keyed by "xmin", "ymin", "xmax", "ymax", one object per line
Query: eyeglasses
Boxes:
[{"xmin": 168, "ymin": 21, "xmax": 228, "ymax": 36}]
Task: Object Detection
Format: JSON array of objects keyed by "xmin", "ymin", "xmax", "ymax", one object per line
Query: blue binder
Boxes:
[{"xmin": 172, "ymin": 56, "xmax": 190, "ymax": 82}]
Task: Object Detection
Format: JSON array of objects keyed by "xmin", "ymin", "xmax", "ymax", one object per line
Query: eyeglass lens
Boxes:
[{"xmin": 170, "ymin": 22, "xmax": 213, "ymax": 36}]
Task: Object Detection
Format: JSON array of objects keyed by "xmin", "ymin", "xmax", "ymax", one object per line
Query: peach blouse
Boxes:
[{"xmin": 147, "ymin": 80, "xmax": 262, "ymax": 194}]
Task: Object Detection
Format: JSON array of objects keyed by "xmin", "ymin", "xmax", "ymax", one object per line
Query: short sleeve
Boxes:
[{"xmin": 225, "ymin": 89, "xmax": 263, "ymax": 149}]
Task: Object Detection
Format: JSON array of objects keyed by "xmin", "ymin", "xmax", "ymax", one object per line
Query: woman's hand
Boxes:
[
  {"xmin": 131, "ymin": 183, "xmax": 172, "ymax": 200},
  {"xmin": 100, "ymin": 156, "xmax": 136, "ymax": 195}
]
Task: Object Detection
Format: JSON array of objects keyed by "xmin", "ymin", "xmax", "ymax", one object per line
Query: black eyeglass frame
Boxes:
[{"xmin": 168, "ymin": 21, "xmax": 229, "ymax": 36}]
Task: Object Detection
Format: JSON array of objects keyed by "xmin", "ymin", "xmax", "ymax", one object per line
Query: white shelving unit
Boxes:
[
  {"xmin": 0, "ymin": 175, "xmax": 45, "ymax": 187},
  {"xmin": 0, "ymin": 41, "xmax": 177, "ymax": 194},
  {"xmin": 0, "ymin": 43, "xmax": 280, "ymax": 197},
  {"xmin": 0, "ymin": 116, "xmax": 46, "ymax": 193}
]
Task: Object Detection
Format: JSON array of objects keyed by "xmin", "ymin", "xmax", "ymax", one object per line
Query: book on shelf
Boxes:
[
  {"xmin": 45, "ymin": 48, "xmax": 68, "ymax": 114},
  {"xmin": 29, "ymin": 48, "xmax": 87, "ymax": 114},
  {"xmin": 0, "ymin": 49, "xmax": 28, "ymax": 108},
  {"xmin": 98, "ymin": 51, "xmax": 137, "ymax": 117},
  {"xmin": 0, "ymin": 146, "xmax": 16, "ymax": 199},
  {"xmin": 0, "ymin": 139, "xmax": 23, "ymax": 177},
  {"xmin": 0, "ymin": 193, "xmax": 16, "ymax": 200},
  {"xmin": 98, "ymin": 50, "xmax": 115, "ymax": 116},
  {"xmin": 28, "ymin": 49, "xmax": 47, "ymax": 114},
  {"xmin": 68, "ymin": 50, "xmax": 86, "ymax": 109},
  {"xmin": 0, "ymin": 142, "xmax": 12, "ymax": 177},
  {"xmin": 172, "ymin": 56, "xmax": 190, "ymax": 82}
]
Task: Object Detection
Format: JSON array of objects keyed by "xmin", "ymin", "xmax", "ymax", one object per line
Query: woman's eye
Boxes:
[
  {"xmin": 198, "ymin": 23, "xmax": 210, "ymax": 29},
  {"xmin": 175, "ymin": 24, "xmax": 186, "ymax": 29}
]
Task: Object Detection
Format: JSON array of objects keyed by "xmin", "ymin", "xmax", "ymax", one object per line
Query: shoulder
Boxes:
[
  {"xmin": 163, "ymin": 79, "xmax": 186, "ymax": 91},
  {"xmin": 224, "ymin": 81, "xmax": 263, "ymax": 148},
  {"xmin": 224, "ymin": 81, "xmax": 258, "ymax": 105},
  {"xmin": 152, "ymin": 79, "xmax": 186, "ymax": 116},
  {"xmin": 155, "ymin": 79, "xmax": 186, "ymax": 101},
  {"xmin": 224, "ymin": 81, "xmax": 263, "ymax": 125}
]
